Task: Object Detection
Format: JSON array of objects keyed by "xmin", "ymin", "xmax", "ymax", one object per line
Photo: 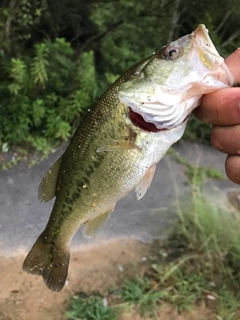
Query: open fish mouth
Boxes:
[
  {"xmin": 122, "ymin": 93, "xmax": 201, "ymax": 131},
  {"xmin": 119, "ymin": 24, "xmax": 235, "ymax": 132},
  {"xmin": 193, "ymin": 24, "xmax": 220, "ymax": 58},
  {"xmin": 191, "ymin": 24, "xmax": 235, "ymax": 88},
  {"xmin": 129, "ymin": 107, "xmax": 191, "ymax": 132}
]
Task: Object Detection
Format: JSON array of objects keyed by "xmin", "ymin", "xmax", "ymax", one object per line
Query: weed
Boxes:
[
  {"xmin": 1, "ymin": 155, "xmax": 21, "ymax": 170},
  {"xmin": 183, "ymin": 115, "xmax": 212, "ymax": 144},
  {"xmin": 174, "ymin": 192, "xmax": 240, "ymax": 283},
  {"xmin": 121, "ymin": 275, "xmax": 166, "ymax": 317},
  {"xmin": 65, "ymin": 189, "xmax": 240, "ymax": 319},
  {"xmin": 168, "ymin": 148, "xmax": 224, "ymax": 185},
  {"xmin": 65, "ymin": 292, "xmax": 117, "ymax": 320},
  {"xmin": 0, "ymin": 41, "xmax": 97, "ymax": 154}
]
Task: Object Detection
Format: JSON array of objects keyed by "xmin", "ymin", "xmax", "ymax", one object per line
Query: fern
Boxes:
[
  {"xmin": 0, "ymin": 38, "xmax": 97, "ymax": 152},
  {"xmin": 31, "ymin": 42, "xmax": 49, "ymax": 87},
  {"xmin": 32, "ymin": 99, "xmax": 45, "ymax": 127},
  {"xmin": 8, "ymin": 58, "xmax": 27, "ymax": 94}
]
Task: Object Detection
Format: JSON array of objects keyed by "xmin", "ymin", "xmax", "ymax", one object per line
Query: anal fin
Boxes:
[
  {"xmin": 135, "ymin": 164, "xmax": 156, "ymax": 200},
  {"xmin": 84, "ymin": 205, "xmax": 115, "ymax": 238},
  {"xmin": 38, "ymin": 155, "xmax": 63, "ymax": 203}
]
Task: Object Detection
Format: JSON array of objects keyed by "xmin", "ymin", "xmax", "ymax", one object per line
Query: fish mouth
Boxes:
[
  {"xmin": 126, "ymin": 94, "xmax": 200, "ymax": 132},
  {"xmin": 192, "ymin": 24, "xmax": 220, "ymax": 58},
  {"xmin": 192, "ymin": 25, "xmax": 221, "ymax": 71},
  {"xmin": 191, "ymin": 24, "xmax": 236, "ymax": 87},
  {"xmin": 129, "ymin": 108, "xmax": 189, "ymax": 132}
]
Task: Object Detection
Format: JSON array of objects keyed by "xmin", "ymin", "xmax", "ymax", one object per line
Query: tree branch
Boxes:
[
  {"xmin": 79, "ymin": 20, "xmax": 124, "ymax": 52},
  {"xmin": 5, "ymin": 0, "xmax": 17, "ymax": 41},
  {"xmin": 167, "ymin": 0, "xmax": 181, "ymax": 43},
  {"xmin": 215, "ymin": 9, "xmax": 233, "ymax": 34},
  {"xmin": 222, "ymin": 29, "xmax": 240, "ymax": 47}
]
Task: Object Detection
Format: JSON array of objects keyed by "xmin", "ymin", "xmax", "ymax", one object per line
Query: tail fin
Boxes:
[{"xmin": 22, "ymin": 232, "xmax": 70, "ymax": 292}]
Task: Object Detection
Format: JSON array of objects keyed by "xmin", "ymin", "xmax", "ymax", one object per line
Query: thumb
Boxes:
[{"xmin": 194, "ymin": 49, "xmax": 240, "ymax": 125}]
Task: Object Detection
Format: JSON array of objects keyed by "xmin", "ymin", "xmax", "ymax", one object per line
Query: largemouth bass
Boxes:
[{"xmin": 23, "ymin": 24, "xmax": 235, "ymax": 291}]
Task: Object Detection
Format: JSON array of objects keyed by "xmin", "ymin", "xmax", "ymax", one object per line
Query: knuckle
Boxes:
[
  {"xmin": 225, "ymin": 155, "xmax": 240, "ymax": 185},
  {"xmin": 210, "ymin": 126, "xmax": 224, "ymax": 151}
]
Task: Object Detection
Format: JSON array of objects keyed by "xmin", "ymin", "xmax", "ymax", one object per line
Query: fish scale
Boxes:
[{"xmin": 23, "ymin": 25, "xmax": 235, "ymax": 292}]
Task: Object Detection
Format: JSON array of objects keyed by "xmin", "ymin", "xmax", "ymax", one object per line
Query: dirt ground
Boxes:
[
  {"xmin": 0, "ymin": 238, "xmax": 213, "ymax": 320},
  {"xmin": 0, "ymin": 238, "xmax": 152, "ymax": 320},
  {"xmin": 119, "ymin": 307, "xmax": 212, "ymax": 320}
]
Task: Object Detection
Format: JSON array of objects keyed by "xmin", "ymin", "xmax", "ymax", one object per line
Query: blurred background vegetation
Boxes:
[{"xmin": 0, "ymin": 0, "xmax": 239, "ymax": 153}]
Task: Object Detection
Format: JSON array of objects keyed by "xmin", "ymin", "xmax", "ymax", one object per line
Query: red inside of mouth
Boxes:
[
  {"xmin": 129, "ymin": 108, "xmax": 163, "ymax": 132},
  {"xmin": 129, "ymin": 108, "xmax": 189, "ymax": 132}
]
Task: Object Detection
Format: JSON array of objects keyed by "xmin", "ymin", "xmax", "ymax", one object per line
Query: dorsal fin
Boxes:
[
  {"xmin": 83, "ymin": 205, "xmax": 115, "ymax": 238},
  {"xmin": 38, "ymin": 155, "xmax": 63, "ymax": 203}
]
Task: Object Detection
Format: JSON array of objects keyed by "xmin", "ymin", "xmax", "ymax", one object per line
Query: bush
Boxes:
[
  {"xmin": 0, "ymin": 38, "xmax": 97, "ymax": 152},
  {"xmin": 1, "ymin": 0, "xmax": 239, "ymax": 153}
]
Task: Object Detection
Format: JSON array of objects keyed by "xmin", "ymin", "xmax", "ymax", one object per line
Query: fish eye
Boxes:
[
  {"xmin": 163, "ymin": 46, "xmax": 181, "ymax": 60},
  {"xmin": 168, "ymin": 49, "xmax": 177, "ymax": 56}
]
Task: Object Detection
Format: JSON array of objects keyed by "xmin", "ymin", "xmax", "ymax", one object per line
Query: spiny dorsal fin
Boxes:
[
  {"xmin": 38, "ymin": 155, "xmax": 63, "ymax": 203},
  {"xmin": 83, "ymin": 205, "xmax": 115, "ymax": 238},
  {"xmin": 135, "ymin": 164, "xmax": 156, "ymax": 200}
]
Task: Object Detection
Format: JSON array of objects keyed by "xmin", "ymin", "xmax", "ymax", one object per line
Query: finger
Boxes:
[
  {"xmin": 211, "ymin": 125, "xmax": 240, "ymax": 154},
  {"xmin": 225, "ymin": 155, "xmax": 240, "ymax": 184},
  {"xmin": 225, "ymin": 48, "xmax": 240, "ymax": 83},
  {"xmin": 194, "ymin": 49, "xmax": 240, "ymax": 125},
  {"xmin": 194, "ymin": 87, "xmax": 240, "ymax": 125}
]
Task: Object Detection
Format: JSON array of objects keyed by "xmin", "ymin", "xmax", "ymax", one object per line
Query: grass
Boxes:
[
  {"xmin": 65, "ymin": 185, "xmax": 240, "ymax": 320},
  {"xmin": 158, "ymin": 196, "xmax": 240, "ymax": 317},
  {"xmin": 168, "ymin": 147, "xmax": 224, "ymax": 185},
  {"xmin": 183, "ymin": 115, "xmax": 212, "ymax": 144},
  {"xmin": 65, "ymin": 292, "xmax": 117, "ymax": 320},
  {"xmin": 121, "ymin": 276, "xmax": 166, "ymax": 317}
]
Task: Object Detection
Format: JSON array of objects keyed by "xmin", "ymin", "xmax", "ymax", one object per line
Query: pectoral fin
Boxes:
[
  {"xmin": 84, "ymin": 206, "xmax": 115, "ymax": 238},
  {"xmin": 38, "ymin": 155, "xmax": 63, "ymax": 203},
  {"xmin": 96, "ymin": 137, "xmax": 139, "ymax": 152},
  {"xmin": 135, "ymin": 164, "xmax": 156, "ymax": 200}
]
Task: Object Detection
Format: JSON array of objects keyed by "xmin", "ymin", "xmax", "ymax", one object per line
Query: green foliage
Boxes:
[
  {"xmin": 90, "ymin": 0, "xmax": 240, "ymax": 88},
  {"xmin": 65, "ymin": 189, "xmax": 240, "ymax": 319},
  {"xmin": 168, "ymin": 148, "xmax": 224, "ymax": 185},
  {"xmin": 65, "ymin": 293, "xmax": 117, "ymax": 320},
  {"xmin": 0, "ymin": 0, "xmax": 48, "ymax": 52},
  {"xmin": 122, "ymin": 276, "xmax": 165, "ymax": 316},
  {"xmin": 169, "ymin": 275, "xmax": 207, "ymax": 312},
  {"xmin": 0, "ymin": 38, "xmax": 97, "ymax": 152},
  {"xmin": 31, "ymin": 42, "xmax": 49, "ymax": 86},
  {"xmin": 172, "ymin": 193, "xmax": 240, "ymax": 280},
  {"xmin": 183, "ymin": 115, "xmax": 212, "ymax": 144},
  {"xmin": 149, "ymin": 189, "xmax": 240, "ymax": 318},
  {"xmin": 1, "ymin": 0, "xmax": 240, "ymax": 153},
  {"xmin": 217, "ymin": 287, "xmax": 240, "ymax": 320}
]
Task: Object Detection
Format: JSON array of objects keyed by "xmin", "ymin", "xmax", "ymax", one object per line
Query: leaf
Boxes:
[{"xmin": 31, "ymin": 42, "xmax": 49, "ymax": 87}]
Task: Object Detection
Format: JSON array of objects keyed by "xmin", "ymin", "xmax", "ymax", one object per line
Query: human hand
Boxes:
[{"xmin": 194, "ymin": 49, "xmax": 240, "ymax": 184}]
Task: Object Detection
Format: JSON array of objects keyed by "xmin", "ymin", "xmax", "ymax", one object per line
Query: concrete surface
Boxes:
[{"xmin": 0, "ymin": 141, "xmax": 239, "ymax": 256}]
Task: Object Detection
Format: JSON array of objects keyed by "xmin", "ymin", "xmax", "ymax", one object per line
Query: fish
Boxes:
[{"xmin": 22, "ymin": 24, "xmax": 235, "ymax": 292}]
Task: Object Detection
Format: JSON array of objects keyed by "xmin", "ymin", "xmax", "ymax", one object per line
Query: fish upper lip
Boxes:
[
  {"xmin": 191, "ymin": 25, "xmax": 235, "ymax": 86},
  {"xmin": 194, "ymin": 24, "xmax": 209, "ymax": 41},
  {"xmin": 192, "ymin": 24, "xmax": 211, "ymax": 43},
  {"xmin": 192, "ymin": 24, "xmax": 219, "ymax": 57}
]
